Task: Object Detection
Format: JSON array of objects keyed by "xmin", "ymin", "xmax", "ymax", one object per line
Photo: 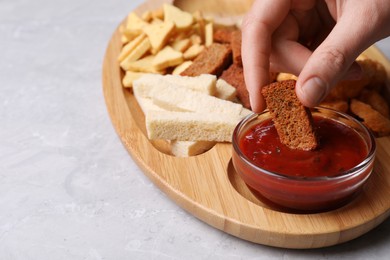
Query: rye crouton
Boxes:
[
  {"xmin": 261, "ymin": 80, "xmax": 318, "ymax": 150},
  {"xmin": 220, "ymin": 64, "xmax": 278, "ymax": 110},
  {"xmin": 220, "ymin": 63, "xmax": 250, "ymax": 109},
  {"xmin": 180, "ymin": 43, "xmax": 232, "ymax": 77},
  {"xmin": 213, "ymin": 28, "xmax": 234, "ymax": 43},
  {"xmin": 230, "ymin": 30, "xmax": 242, "ymax": 66}
]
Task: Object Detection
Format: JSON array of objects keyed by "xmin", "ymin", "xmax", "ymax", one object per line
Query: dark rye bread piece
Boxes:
[
  {"xmin": 180, "ymin": 43, "xmax": 232, "ymax": 77},
  {"xmin": 213, "ymin": 28, "xmax": 234, "ymax": 43},
  {"xmin": 220, "ymin": 63, "xmax": 250, "ymax": 109},
  {"xmin": 261, "ymin": 80, "xmax": 318, "ymax": 150},
  {"xmin": 220, "ymin": 63, "xmax": 279, "ymax": 109},
  {"xmin": 230, "ymin": 30, "xmax": 242, "ymax": 66}
]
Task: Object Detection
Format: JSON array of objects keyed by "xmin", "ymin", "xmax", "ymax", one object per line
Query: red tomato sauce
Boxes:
[{"xmin": 239, "ymin": 117, "xmax": 368, "ymax": 178}]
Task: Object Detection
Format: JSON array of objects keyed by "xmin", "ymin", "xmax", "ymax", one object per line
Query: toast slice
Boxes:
[
  {"xmin": 213, "ymin": 28, "xmax": 234, "ymax": 43},
  {"xmin": 220, "ymin": 63, "xmax": 250, "ymax": 109},
  {"xmin": 180, "ymin": 43, "xmax": 232, "ymax": 77},
  {"xmin": 261, "ymin": 80, "xmax": 318, "ymax": 150},
  {"xmin": 230, "ymin": 30, "xmax": 242, "ymax": 66}
]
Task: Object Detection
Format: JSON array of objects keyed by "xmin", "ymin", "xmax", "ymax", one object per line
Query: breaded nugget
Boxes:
[
  {"xmin": 180, "ymin": 43, "xmax": 232, "ymax": 77},
  {"xmin": 359, "ymin": 58, "xmax": 387, "ymax": 92},
  {"xmin": 325, "ymin": 58, "xmax": 387, "ymax": 101},
  {"xmin": 320, "ymin": 100, "xmax": 349, "ymax": 113},
  {"xmin": 350, "ymin": 99, "xmax": 390, "ymax": 137},
  {"xmin": 262, "ymin": 80, "xmax": 318, "ymax": 150},
  {"xmin": 358, "ymin": 89, "xmax": 390, "ymax": 118},
  {"xmin": 325, "ymin": 78, "xmax": 369, "ymax": 101}
]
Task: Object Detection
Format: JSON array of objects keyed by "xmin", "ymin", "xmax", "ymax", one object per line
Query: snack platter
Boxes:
[{"xmin": 102, "ymin": 0, "xmax": 390, "ymax": 248}]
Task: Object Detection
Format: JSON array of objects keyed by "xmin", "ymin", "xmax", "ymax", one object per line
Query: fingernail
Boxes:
[{"xmin": 300, "ymin": 77, "xmax": 328, "ymax": 106}]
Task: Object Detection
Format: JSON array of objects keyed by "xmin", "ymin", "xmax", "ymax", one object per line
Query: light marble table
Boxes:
[{"xmin": 1, "ymin": 0, "xmax": 390, "ymax": 259}]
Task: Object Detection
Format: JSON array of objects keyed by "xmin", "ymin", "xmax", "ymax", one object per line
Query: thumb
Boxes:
[{"xmin": 295, "ymin": 20, "xmax": 369, "ymax": 107}]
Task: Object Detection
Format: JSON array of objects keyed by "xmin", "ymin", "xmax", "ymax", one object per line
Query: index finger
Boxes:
[{"xmin": 241, "ymin": 0, "xmax": 291, "ymax": 112}]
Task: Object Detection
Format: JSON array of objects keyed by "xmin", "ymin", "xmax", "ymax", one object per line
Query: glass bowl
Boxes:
[{"xmin": 232, "ymin": 107, "xmax": 376, "ymax": 212}]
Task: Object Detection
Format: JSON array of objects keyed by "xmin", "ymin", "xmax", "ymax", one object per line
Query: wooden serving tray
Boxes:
[{"xmin": 102, "ymin": 0, "xmax": 390, "ymax": 248}]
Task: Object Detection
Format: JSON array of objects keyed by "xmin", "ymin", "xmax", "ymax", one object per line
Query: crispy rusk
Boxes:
[
  {"xmin": 262, "ymin": 80, "xmax": 318, "ymax": 150},
  {"xmin": 220, "ymin": 63, "xmax": 249, "ymax": 109},
  {"xmin": 213, "ymin": 28, "xmax": 234, "ymax": 43},
  {"xmin": 180, "ymin": 43, "xmax": 232, "ymax": 77},
  {"xmin": 230, "ymin": 30, "xmax": 242, "ymax": 66}
]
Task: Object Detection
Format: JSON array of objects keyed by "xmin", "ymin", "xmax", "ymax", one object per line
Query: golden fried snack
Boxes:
[
  {"xmin": 358, "ymin": 89, "xmax": 390, "ymax": 118},
  {"xmin": 359, "ymin": 58, "xmax": 387, "ymax": 92},
  {"xmin": 320, "ymin": 100, "xmax": 349, "ymax": 113},
  {"xmin": 325, "ymin": 79, "xmax": 369, "ymax": 101},
  {"xmin": 350, "ymin": 99, "xmax": 390, "ymax": 137},
  {"xmin": 325, "ymin": 58, "xmax": 387, "ymax": 101},
  {"xmin": 276, "ymin": 72, "xmax": 298, "ymax": 82}
]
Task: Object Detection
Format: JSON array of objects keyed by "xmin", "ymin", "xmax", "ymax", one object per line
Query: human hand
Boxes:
[{"xmin": 241, "ymin": 0, "xmax": 390, "ymax": 112}]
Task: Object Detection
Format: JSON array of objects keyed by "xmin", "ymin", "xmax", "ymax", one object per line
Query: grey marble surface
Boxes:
[{"xmin": 1, "ymin": 0, "xmax": 390, "ymax": 259}]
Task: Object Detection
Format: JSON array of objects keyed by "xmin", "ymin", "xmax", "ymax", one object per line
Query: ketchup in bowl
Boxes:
[{"xmin": 232, "ymin": 107, "xmax": 376, "ymax": 212}]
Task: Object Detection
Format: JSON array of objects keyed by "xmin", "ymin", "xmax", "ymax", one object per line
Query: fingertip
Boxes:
[
  {"xmin": 249, "ymin": 94, "xmax": 266, "ymax": 113},
  {"xmin": 296, "ymin": 77, "xmax": 329, "ymax": 107}
]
